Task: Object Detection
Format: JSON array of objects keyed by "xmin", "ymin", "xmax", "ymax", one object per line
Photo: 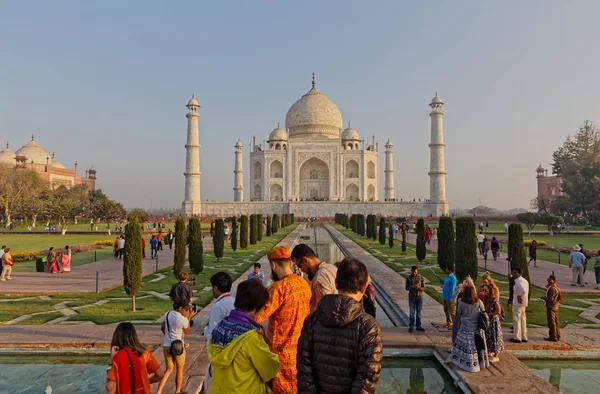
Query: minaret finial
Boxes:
[
  {"xmin": 277, "ymin": 122, "xmax": 280, "ymax": 128},
  {"xmin": 5, "ymin": 141, "xmax": 8, "ymax": 149},
  {"xmin": 436, "ymin": 91, "xmax": 438, "ymax": 96},
  {"xmin": 312, "ymin": 72, "xmax": 315, "ymax": 88},
  {"xmin": 348, "ymin": 121, "xmax": 351, "ymax": 128},
  {"xmin": 31, "ymin": 133, "xmax": 35, "ymax": 141}
]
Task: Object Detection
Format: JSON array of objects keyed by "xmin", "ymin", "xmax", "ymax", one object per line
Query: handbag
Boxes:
[
  {"xmin": 165, "ymin": 311, "xmax": 185, "ymax": 356},
  {"xmin": 478, "ymin": 304, "xmax": 490, "ymax": 330}
]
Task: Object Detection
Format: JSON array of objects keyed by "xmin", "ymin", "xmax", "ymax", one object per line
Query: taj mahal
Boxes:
[{"xmin": 182, "ymin": 76, "xmax": 449, "ymax": 218}]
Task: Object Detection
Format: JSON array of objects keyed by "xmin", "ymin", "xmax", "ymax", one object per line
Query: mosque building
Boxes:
[
  {"xmin": 182, "ymin": 76, "xmax": 448, "ymax": 218},
  {"xmin": 0, "ymin": 135, "xmax": 97, "ymax": 190}
]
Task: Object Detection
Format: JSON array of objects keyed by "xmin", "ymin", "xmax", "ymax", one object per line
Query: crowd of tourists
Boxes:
[{"xmin": 104, "ymin": 243, "xmax": 383, "ymax": 393}]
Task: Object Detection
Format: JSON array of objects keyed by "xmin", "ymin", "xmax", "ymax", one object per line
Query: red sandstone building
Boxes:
[
  {"xmin": 0, "ymin": 136, "xmax": 96, "ymax": 190},
  {"xmin": 536, "ymin": 164, "xmax": 561, "ymax": 207}
]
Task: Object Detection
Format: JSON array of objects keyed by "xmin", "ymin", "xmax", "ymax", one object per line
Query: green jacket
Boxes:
[{"xmin": 208, "ymin": 329, "xmax": 280, "ymax": 394}]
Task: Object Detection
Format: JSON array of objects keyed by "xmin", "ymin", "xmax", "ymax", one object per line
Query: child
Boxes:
[{"xmin": 247, "ymin": 263, "xmax": 265, "ymax": 283}]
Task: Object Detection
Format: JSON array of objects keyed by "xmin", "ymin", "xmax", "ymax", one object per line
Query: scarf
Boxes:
[
  {"xmin": 545, "ymin": 283, "xmax": 563, "ymax": 303},
  {"xmin": 228, "ymin": 309, "xmax": 262, "ymax": 329}
]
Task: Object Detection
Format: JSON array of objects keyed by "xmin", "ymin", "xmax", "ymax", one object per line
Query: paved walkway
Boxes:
[
  {"xmin": 404, "ymin": 233, "xmax": 599, "ymax": 294},
  {"xmin": 0, "ymin": 238, "xmax": 214, "ymax": 295}
]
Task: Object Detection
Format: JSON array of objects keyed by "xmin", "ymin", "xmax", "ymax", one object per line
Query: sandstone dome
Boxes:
[
  {"xmin": 0, "ymin": 143, "xmax": 15, "ymax": 164},
  {"xmin": 341, "ymin": 124, "xmax": 360, "ymax": 141},
  {"xmin": 15, "ymin": 138, "xmax": 51, "ymax": 165},
  {"xmin": 285, "ymin": 84, "xmax": 343, "ymax": 139},
  {"xmin": 268, "ymin": 125, "xmax": 288, "ymax": 142}
]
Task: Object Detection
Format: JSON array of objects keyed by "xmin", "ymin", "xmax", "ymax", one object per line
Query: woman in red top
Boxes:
[
  {"xmin": 106, "ymin": 322, "xmax": 164, "ymax": 394},
  {"xmin": 528, "ymin": 240, "xmax": 538, "ymax": 268}
]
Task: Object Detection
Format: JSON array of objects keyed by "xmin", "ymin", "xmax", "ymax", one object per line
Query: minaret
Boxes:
[
  {"xmin": 182, "ymin": 95, "xmax": 202, "ymax": 216},
  {"xmin": 428, "ymin": 92, "xmax": 447, "ymax": 202},
  {"xmin": 233, "ymin": 140, "xmax": 244, "ymax": 201},
  {"xmin": 384, "ymin": 140, "xmax": 395, "ymax": 201}
]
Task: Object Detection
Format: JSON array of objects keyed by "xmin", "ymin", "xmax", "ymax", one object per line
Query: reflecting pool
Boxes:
[
  {"xmin": 0, "ymin": 354, "xmax": 108, "ymax": 394},
  {"xmin": 377, "ymin": 358, "xmax": 460, "ymax": 393},
  {"xmin": 524, "ymin": 359, "xmax": 600, "ymax": 394}
]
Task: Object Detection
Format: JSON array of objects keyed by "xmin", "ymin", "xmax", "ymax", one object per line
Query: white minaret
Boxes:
[
  {"xmin": 233, "ymin": 140, "xmax": 244, "ymax": 201},
  {"xmin": 428, "ymin": 92, "xmax": 447, "ymax": 202},
  {"xmin": 182, "ymin": 95, "xmax": 202, "ymax": 216},
  {"xmin": 384, "ymin": 139, "xmax": 395, "ymax": 201}
]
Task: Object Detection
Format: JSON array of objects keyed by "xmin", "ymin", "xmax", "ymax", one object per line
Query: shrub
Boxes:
[
  {"xmin": 266, "ymin": 216, "xmax": 272, "ymax": 237},
  {"xmin": 372, "ymin": 216, "xmax": 377, "ymax": 241},
  {"xmin": 35, "ymin": 257, "xmax": 45, "ymax": 272},
  {"xmin": 416, "ymin": 219, "xmax": 426, "ymax": 262},
  {"xmin": 188, "ymin": 218, "xmax": 204, "ymax": 274},
  {"xmin": 357, "ymin": 214, "xmax": 365, "ymax": 236},
  {"xmin": 93, "ymin": 240, "xmax": 115, "ymax": 246},
  {"xmin": 230, "ymin": 216, "xmax": 238, "ymax": 251},
  {"xmin": 345, "ymin": 214, "xmax": 350, "ymax": 229},
  {"xmin": 402, "ymin": 225, "xmax": 407, "ymax": 252},
  {"xmin": 11, "ymin": 251, "xmax": 43, "ymax": 262},
  {"xmin": 173, "ymin": 218, "xmax": 186, "ymax": 279},
  {"xmin": 257, "ymin": 214, "xmax": 263, "ymax": 241},
  {"xmin": 508, "ymin": 223, "xmax": 530, "ymax": 285},
  {"xmin": 379, "ymin": 217, "xmax": 386, "ymax": 245},
  {"xmin": 437, "ymin": 216, "xmax": 455, "ymax": 270},
  {"xmin": 250, "ymin": 214, "xmax": 257, "ymax": 245},
  {"xmin": 523, "ymin": 239, "xmax": 546, "ymax": 246},
  {"xmin": 388, "ymin": 224, "xmax": 394, "ymax": 248},
  {"xmin": 123, "ymin": 218, "xmax": 142, "ymax": 311},
  {"xmin": 366, "ymin": 215, "xmax": 373, "ymax": 238},
  {"xmin": 213, "ymin": 219, "xmax": 225, "ymax": 259},
  {"xmin": 272, "ymin": 214, "xmax": 279, "ymax": 234},
  {"xmin": 455, "ymin": 217, "xmax": 478, "ymax": 281},
  {"xmin": 240, "ymin": 215, "xmax": 249, "ymax": 249}
]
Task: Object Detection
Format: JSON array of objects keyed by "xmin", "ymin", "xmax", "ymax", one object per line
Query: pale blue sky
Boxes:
[{"xmin": 2, "ymin": 1, "xmax": 600, "ymax": 210}]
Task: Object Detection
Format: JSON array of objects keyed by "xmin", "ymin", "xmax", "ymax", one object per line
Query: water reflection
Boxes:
[
  {"xmin": 377, "ymin": 359, "xmax": 460, "ymax": 394},
  {"xmin": 524, "ymin": 360, "xmax": 600, "ymax": 393}
]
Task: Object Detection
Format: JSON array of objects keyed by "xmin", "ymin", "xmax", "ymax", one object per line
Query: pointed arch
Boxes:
[
  {"xmin": 346, "ymin": 160, "xmax": 359, "ymax": 178},
  {"xmin": 367, "ymin": 161, "xmax": 376, "ymax": 179},
  {"xmin": 270, "ymin": 160, "xmax": 283, "ymax": 178}
]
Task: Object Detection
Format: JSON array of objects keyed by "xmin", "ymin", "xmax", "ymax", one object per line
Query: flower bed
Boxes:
[
  {"xmin": 523, "ymin": 239, "xmax": 547, "ymax": 246},
  {"xmin": 11, "ymin": 244, "xmax": 109, "ymax": 262}
]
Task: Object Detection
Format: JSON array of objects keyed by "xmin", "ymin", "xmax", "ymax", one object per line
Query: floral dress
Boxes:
[{"xmin": 485, "ymin": 298, "xmax": 504, "ymax": 354}]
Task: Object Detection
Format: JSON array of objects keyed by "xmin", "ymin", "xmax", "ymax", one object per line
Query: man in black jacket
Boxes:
[{"xmin": 297, "ymin": 258, "xmax": 383, "ymax": 393}]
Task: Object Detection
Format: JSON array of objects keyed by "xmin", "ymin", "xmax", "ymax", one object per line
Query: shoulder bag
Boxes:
[
  {"xmin": 477, "ymin": 303, "xmax": 490, "ymax": 330},
  {"xmin": 166, "ymin": 311, "xmax": 185, "ymax": 356}
]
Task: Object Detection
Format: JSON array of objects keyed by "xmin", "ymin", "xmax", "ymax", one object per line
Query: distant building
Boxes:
[
  {"xmin": 0, "ymin": 136, "xmax": 96, "ymax": 190},
  {"xmin": 536, "ymin": 164, "xmax": 561, "ymax": 208}
]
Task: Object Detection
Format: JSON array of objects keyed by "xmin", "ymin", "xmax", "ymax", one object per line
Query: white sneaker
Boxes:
[
  {"xmin": 7, "ymin": 277, "xmax": 12, "ymax": 280},
  {"xmin": 0, "ymin": 278, "xmax": 5, "ymax": 281}
]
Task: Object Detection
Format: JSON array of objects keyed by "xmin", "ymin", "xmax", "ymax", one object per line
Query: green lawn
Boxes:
[
  {"xmin": 0, "ymin": 224, "xmax": 298, "ymax": 325},
  {"xmin": 0, "ymin": 221, "xmax": 210, "ymax": 233},
  {"xmin": 12, "ymin": 248, "xmax": 115, "ymax": 272},
  {"xmin": 334, "ymin": 224, "xmax": 598, "ymax": 328},
  {"xmin": 0, "ymin": 233, "xmax": 115, "ymax": 252}
]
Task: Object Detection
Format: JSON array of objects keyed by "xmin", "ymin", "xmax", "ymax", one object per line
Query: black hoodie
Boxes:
[{"xmin": 296, "ymin": 294, "xmax": 383, "ymax": 394}]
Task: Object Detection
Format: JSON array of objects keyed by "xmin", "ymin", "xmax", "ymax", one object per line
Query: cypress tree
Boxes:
[
  {"xmin": 351, "ymin": 215, "xmax": 356, "ymax": 233},
  {"xmin": 173, "ymin": 218, "xmax": 186, "ymax": 279},
  {"xmin": 250, "ymin": 214, "xmax": 257, "ymax": 245},
  {"xmin": 272, "ymin": 214, "xmax": 279, "ymax": 233},
  {"xmin": 257, "ymin": 214, "xmax": 263, "ymax": 241},
  {"xmin": 345, "ymin": 214, "xmax": 350, "ymax": 229},
  {"xmin": 455, "ymin": 217, "xmax": 478, "ymax": 281},
  {"xmin": 388, "ymin": 224, "xmax": 394, "ymax": 248},
  {"xmin": 366, "ymin": 215, "xmax": 372, "ymax": 238},
  {"xmin": 372, "ymin": 216, "xmax": 378, "ymax": 241},
  {"xmin": 358, "ymin": 214, "xmax": 366, "ymax": 236},
  {"xmin": 402, "ymin": 224, "xmax": 407, "ymax": 252},
  {"xmin": 240, "ymin": 215, "xmax": 249, "ymax": 249},
  {"xmin": 188, "ymin": 217, "xmax": 204, "ymax": 274},
  {"xmin": 230, "ymin": 216, "xmax": 238, "ymax": 252},
  {"xmin": 508, "ymin": 223, "xmax": 530, "ymax": 285},
  {"xmin": 291, "ymin": 213, "xmax": 294, "ymax": 223},
  {"xmin": 437, "ymin": 216, "xmax": 455, "ymax": 271},
  {"xmin": 379, "ymin": 217, "xmax": 386, "ymax": 245},
  {"xmin": 123, "ymin": 218, "xmax": 142, "ymax": 311},
  {"xmin": 266, "ymin": 216, "xmax": 272, "ymax": 236},
  {"xmin": 416, "ymin": 218, "xmax": 426, "ymax": 262},
  {"xmin": 213, "ymin": 218, "xmax": 225, "ymax": 260}
]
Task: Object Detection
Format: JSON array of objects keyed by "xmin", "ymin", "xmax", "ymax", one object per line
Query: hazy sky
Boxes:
[{"xmin": 2, "ymin": 1, "xmax": 600, "ymax": 210}]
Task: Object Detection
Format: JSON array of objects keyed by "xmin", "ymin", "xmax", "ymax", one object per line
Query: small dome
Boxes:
[
  {"xmin": 187, "ymin": 95, "xmax": 199, "ymax": 107},
  {"xmin": 341, "ymin": 123, "xmax": 360, "ymax": 141},
  {"xmin": 385, "ymin": 139, "xmax": 393, "ymax": 148},
  {"xmin": 51, "ymin": 158, "xmax": 65, "ymax": 169},
  {"xmin": 268, "ymin": 125, "xmax": 288, "ymax": 142},
  {"xmin": 536, "ymin": 164, "xmax": 545, "ymax": 172},
  {"xmin": 430, "ymin": 93, "xmax": 443, "ymax": 105},
  {"xmin": 0, "ymin": 143, "xmax": 15, "ymax": 164},
  {"xmin": 15, "ymin": 137, "xmax": 51, "ymax": 165},
  {"xmin": 235, "ymin": 140, "xmax": 243, "ymax": 148}
]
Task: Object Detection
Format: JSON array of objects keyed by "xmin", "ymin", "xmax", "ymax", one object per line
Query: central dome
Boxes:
[{"xmin": 285, "ymin": 83, "xmax": 343, "ymax": 139}]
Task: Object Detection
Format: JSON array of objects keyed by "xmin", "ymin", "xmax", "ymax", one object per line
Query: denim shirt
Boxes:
[
  {"xmin": 569, "ymin": 251, "xmax": 585, "ymax": 268},
  {"xmin": 439, "ymin": 273, "xmax": 457, "ymax": 301}
]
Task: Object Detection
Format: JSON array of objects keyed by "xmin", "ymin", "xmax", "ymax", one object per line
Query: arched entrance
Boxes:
[
  {"xmin": 299, "ymin": 157, "xmax": 329, "ymax": 201},
  {"xmin": 270, "ymin": 160, "xmax": 283, "ymax": 178},
  {"xmin": 346, "ymin": 184, "xmax": 359, "ymax": 201},
  {"xmin": 367, "ymin": 184, "xmax": 375, "ymax": 201},
  {"xmin": 270, "ymin": 184, "xmax": 283, "ymax": 201},
  {"xmin": 254, "ymin": 184, "xmax": 262, "ymax": 200}
]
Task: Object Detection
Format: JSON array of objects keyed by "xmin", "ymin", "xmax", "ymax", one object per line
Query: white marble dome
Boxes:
[
  {"xmin": 187, "ymin": 95, "xmax": 199, "ymax": 107},
  {"xmin": 341, "ymin": 124, "xmax": 360, "ymax": 141},
  {"xmin": 268, "ymin": 125, "xmax": 288, "ymax": 142},
  {"xmin": 285, "ymin": 85, "xmax": 343, "ymax": 139},
  {"xmin": 0, "ymin": 144, "xmax": 15, "ymax": 164},
  {"xmin": 15, "ymin": 138, "xmax": 51, "ymax": 164}
]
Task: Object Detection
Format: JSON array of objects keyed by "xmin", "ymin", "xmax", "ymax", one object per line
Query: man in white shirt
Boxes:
[
  {"xmin": 157, "ymin": 299, "xmax": 198, "ymax": 394},
  {"xmin": 476, "ymin": 232, "xmax": 485, "ymax": 255},
  {"xmin": 510, "ymin": 267, "xmax": 529, "ymax": 343},
  {"xmin": 203, "ymin": 272, "xmax": 235, "ymax": 393},
  {"xmin": 504, "ymin": 222, "xmax": 509, "ymax": 233},
  {"xmin": 117, "ymin": 236, "xmax": 125, "ymax": 259},
  {"xmin": 291, "ymin": 244, "xmax": 338, "ymax": 313}
]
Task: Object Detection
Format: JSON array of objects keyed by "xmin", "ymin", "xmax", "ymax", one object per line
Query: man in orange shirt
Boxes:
[{"xmin": 256, "ymin": 246, "xmax": 311, "ymax": 393}]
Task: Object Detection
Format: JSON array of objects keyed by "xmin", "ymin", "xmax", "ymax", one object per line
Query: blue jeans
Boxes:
[
  {"xmin": 409, "ymin": 298, "xmax": 423, "ymax": 329},
  {"xmin": 595, "ymin": 265, "xmax": 600, "ymax": 286},
  {"xmin": 492, "ymin": 250, "xmax": 498, "ymax": 260}
]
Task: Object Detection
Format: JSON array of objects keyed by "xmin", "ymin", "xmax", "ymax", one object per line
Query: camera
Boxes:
[{"xmin": 191, "ymin": 303, "xmax": 199, "ymax": 313}]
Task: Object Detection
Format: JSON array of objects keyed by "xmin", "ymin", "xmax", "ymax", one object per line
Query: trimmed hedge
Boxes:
[
  {"xmin": 257, "ymin": 214, "xmax": 263, "ymax": 241},
  {"xmin": 266, "ymin": 216, "xmax": 272, "ymax": 237},
  {"xmin": 250, "ymin": 214, "xmax": 257, "ymax": 245},
  {"xmin": 230, "ymin": 216, "xmax": 238, "ymax": 252},
  {"xmin": 437, "ymin": 216, "xmax": 455, "ymax": 270},
  {"xmin": 213, "ymin": 218, "xmax": 225, "ymax": 259},
  {"xmin": 416, "ymin": 218, "xmax": 426, "ymax": 262},
  {"xmin": 240, "ymin": 215, "xmax": 249, "ymax": 249},
  {"xmin": 379, "ymin": 217, "xmax": 386, "ymax": 245},
  {"xmin": 188, "ymin": 217, "xmax": 204, "ymax": 274},
  {"xmin": 174, "ymin": 218, "xmax": 186, "ymax": 279},
  {"xmin": 508, "ymin": 223, "xmax": 530, "ymax": 285},
  {"xmin": 455, "ymin": 217, "xmax": 478, "ymax": 281},
  {"xmin": 123, "ymin": 218, "xmax": 142, "ymax": 311}
]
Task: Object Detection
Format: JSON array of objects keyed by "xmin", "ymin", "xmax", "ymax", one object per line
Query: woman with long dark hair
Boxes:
[
  {"xmin": 448, "ymin": 285, "xmax": 489, "ymax": 372},
  {"xmin": 479, "ymin": 284, "xmax": 504, "ymax": 362},
  {"xmin": 106, "ymin": 322, "xmax": 163, "ymax": 394}
]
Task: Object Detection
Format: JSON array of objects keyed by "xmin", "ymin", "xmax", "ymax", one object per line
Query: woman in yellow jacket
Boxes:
[{"xmin": 208, "ymin": 279, "xmax": 280, "ymax": 393}]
